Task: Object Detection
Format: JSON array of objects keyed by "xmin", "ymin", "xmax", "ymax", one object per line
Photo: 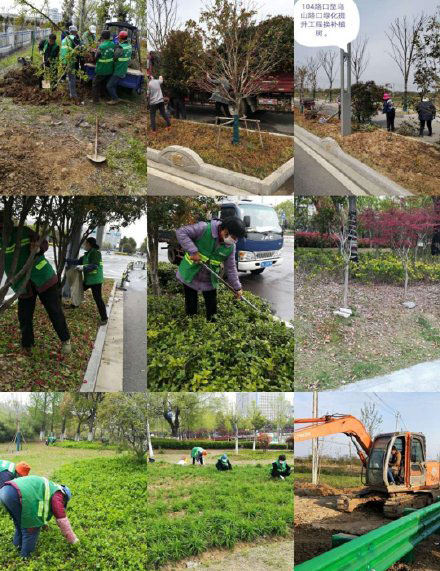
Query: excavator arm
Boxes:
[{"xmin": 294, "ymin": 415, "xmax": 373, "ymax": 466}]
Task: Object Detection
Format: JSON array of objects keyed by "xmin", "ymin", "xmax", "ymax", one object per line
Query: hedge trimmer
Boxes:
[{"xmin": 199, "ymin": 262, "xmax": 293, "ymax": 329}]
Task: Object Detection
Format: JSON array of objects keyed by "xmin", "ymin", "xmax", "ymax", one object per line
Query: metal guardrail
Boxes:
[
  {"xmin": 295, "ymin": 500, "xmax": 440, "ymax": 571},
  {"xmin": 0, "ymin": 28, "xmax": 51, "ymax": 56}
]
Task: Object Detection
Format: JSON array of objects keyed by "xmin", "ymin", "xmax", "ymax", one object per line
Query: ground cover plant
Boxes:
[
  {"xmin": 295, "ymin": 251, "xmax": 440, "ymax": 389},
  {"xmin": 147, "ymin": 286, "xmax": 294, "ymax": 391},
  {"xmin": 0, "ymin": 452, "xmax": 146, "ymax": 570},
  {"xmin": 147, "ymin": 461, "xmax": 293, "ymax": 569},
  {"xmin": 147, "ymin": 118, "xmax": 293, "ymax": 179},
  {"xmin": 0, "ymin": 279, "xmax": 113, "ymax": 391},
  {"xmin": 294, "ymin": 108, "xmax": 440, "ymax": 195}
]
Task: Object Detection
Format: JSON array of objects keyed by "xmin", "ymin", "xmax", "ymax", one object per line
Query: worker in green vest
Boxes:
[
  {"xmin": 0, "ymin": 212, "xmax": 71, "ymax": 355},
  {"xmin": 215, "ymin": 454, "xmax": 232, "ymax": 471},
  {"xmin": 271, "ymin": 454, "xmax": 291, "ymax": 480},
  {"xmin": 60, "ymin": 25, "xmax": 82, "ymax": 99},
  {"xmin": 191, "ymin": 446, "xmax": 207, "ymax": 465},
  {"xmin": 0, "ymin": 476, "xmax": 78, "ymax": 558},
  {"xmin": 92, "ymin": 30, "xmax": 115, "ymax": 103},
  {"xmin": 38, "ymin": 33, "xmax": 59, "ymax": 89},
  {"xmin": 66, "ymin": 237, "xmax": 107, "ymax": 325},
  {"xmin": 82, "ymin": 24, "xmax": 96, "ymax": 46},
  {"xmin": 176, "ymin": 217, "xmax": 245, "ymax": 321},
  {"xmin": 107, "ymin": 30, "xmax": 133, "ymax": 105},
  {"xmin": 0, "ymin": 461, "xmax": 31, "ymax": 488}
]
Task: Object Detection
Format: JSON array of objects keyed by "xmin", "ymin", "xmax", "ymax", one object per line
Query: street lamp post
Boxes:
[{"xmin": 340, "ymin": 43, "xmax": 352, "ymax": 136}]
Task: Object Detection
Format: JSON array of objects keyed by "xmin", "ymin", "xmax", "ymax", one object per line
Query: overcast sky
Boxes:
[
  {"xmin": 295, "ymin": 392, "xmax": 440, "ymax": 459},
  {"xmin": 176, "ymin": 0, "xmax": 293, "ymax": 24},
  {"xmin": 295, "ymin": 0, "xmax": 440, "ymax": 90}
]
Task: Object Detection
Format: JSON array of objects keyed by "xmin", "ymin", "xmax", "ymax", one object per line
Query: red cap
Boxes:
[
  {"xmin": 118, "ymin": 31, "xmax": 128, "ymax": 40},
  {"xmin": 16, "ymin": 462, "xmax": 31, "ymax": 476}
]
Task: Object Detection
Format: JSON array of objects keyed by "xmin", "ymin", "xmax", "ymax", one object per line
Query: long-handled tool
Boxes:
[
  {"xmin": 200, "ymin": 261, "xmax": 293, "ymax": 328},
  {"xmin": 41, "ymin": 62, "xmax": 51, "ymax": 89},
  {"xmin": 87, "ymin": 116, "xmax": 106, "ymax": 163}
]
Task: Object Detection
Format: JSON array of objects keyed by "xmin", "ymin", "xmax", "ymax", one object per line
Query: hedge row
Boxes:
[
  {"xmin": 296, "ymin": 249, "xmax": 440, "ymax": 283},
  {"xmin": 151, "ymin": 438, "xmax": 289, "ymax": 450},
  {"xmin": 295, "ymin": 232, "xmax": 372, "ymax": 249}
]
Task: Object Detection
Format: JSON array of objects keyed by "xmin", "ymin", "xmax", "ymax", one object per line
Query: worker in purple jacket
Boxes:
[{"xmin": 176, "ymin": 217, "xmax": 245, "ymax": 321}]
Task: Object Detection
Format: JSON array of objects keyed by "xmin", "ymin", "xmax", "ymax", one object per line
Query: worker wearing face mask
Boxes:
[{"xmin": 176, "ymin": 217, "xmax": 245, "ymax": 321}]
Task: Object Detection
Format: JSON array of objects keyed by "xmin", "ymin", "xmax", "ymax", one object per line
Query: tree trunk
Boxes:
[
  {"xmin": 343, "ymin": 260, "xmax": 350, "ymax": 308},
  {"xmin": 232, "ymin": 114, "xmax": 240, "ymax": 145},
  {"xmin": 147, "ymin": 227, "xmax": 160, "ymax": 295},
  {"xmin": 404, "ymin": 261, "xmax": 409, "ymax": 300},
  {"xmin": 253, "ymin": 431, "xmax": 256, "ymax": 451},
  {"xmin": 147, "ymin": 418, "xmax": 154, "ymax": 459},
  {"xmin": 329, "ymin": 80, "xmax": 333, "ymax": 102}
]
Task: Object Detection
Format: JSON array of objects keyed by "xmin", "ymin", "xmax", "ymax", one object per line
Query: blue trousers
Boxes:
[
  {"xmin": 387, "ymin": 468, "xmax": 396, "ymax": 485},
  {"xmin": 0, "ymin": 486, "xmax": 41, "ymax": 557}
]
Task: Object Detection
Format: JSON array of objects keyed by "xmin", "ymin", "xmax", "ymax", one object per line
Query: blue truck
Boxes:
[{"xmin": 161, "ymin": 199, "xmax": 284, "ymax": 275}]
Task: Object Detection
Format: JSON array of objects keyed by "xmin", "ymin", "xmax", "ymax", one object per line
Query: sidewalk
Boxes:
[
  {"xmin": 123, "ymin": 268, "xmax": 147, "ymax": 391},
  {"xmin": 336, "ymin": 359, "xmax": 440, "ymax": 392}
]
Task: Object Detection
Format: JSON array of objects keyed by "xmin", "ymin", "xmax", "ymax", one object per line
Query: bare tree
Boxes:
[
  {"xmin": 318, "ymin": 49, "xmax": 338, "ymax": 102},
  {"xmin": 306, "ymin": 56, "xmax": 320, "ymax": 100},
  {"xmin": 351, "ymin": 36, "xmax": 370, "ymax": 83},
  {"xmin": 331, "ymin": 202, "xmax": 352, "ymax": 309},
  {"xmin": 360, "ymin": 402, "xmax": 383, "ymax": 439},
  {"xmin": 294, "ymin": 64, "xmax": 309, "ymax": 106},
  {"xmin": 147, "ymin": 0, "xmax": 178, "ymax": 52},
  {"xmin": 386, "ymin": 15, "xmax": 427, "ymax": 110}
]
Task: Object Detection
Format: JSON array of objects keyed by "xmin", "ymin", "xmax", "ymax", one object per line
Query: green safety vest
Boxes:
[
  {"xmin": 1, "ymin": 227, "xmax": 55, "ymax": 293},
  {"xmin": 60, "ymin": 35, "xmax": 77, "ymax": 70},
  {"xmin": 96, "ymin": 40, "xmax": 115, "ymax": 75},
  {"xmin": 191, "ymin": 447, "xmax": 204, "ymax": 458},
  {"xmin": 178, "ymin": 223, "xmax": 233, "ymax": 288},
  {"xmin": 276, "ymin": 460, "xmax": 287, "ymax": 472},
  {"xmin": 82, "ymin": 248, "xmax": 104, "ymax": 286},
  {"xmin": 114, "ymin": 42, "xmax": 132, "ymax": 77},
  {"xmin": 0, "ymin": 460, "xmax": 16, "ymax": 475},
  {"xmin": 12, "ymin": 476, "xmax": 63, "ymax": 528}
]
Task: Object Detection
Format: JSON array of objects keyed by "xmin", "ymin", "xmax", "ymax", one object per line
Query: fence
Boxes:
[{"xmin": 0, "ymin": 27, "xmax": 51, "ymax": 58}]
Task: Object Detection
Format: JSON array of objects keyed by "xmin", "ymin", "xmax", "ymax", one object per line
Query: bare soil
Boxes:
[
  {"xmin": 0, "ymin": 66, "xmax": 146, "ymax": 195},
  {"xmin": 295, "ymin": 492, "xmax": 440, "ymax": 570},
  {"xmin": 295, "ymin": 270, "xmax": 440, "ymax": 390},
  {"xmin": 159, "ymin": 537, "xmax": 293, "ymax": 571}
]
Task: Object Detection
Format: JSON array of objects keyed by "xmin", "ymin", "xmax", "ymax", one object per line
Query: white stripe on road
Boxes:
[{"xmin": 295, "ymin": 137, "xmax": 367, "ymax": 196}]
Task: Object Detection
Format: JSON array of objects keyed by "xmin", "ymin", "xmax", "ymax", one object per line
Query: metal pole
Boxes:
[
  {"xmin": 312, "ymin": 391, "xmax": 319, "ymax": 485},
  {"xmin": 340, "ymin": 43, "xmax": 352, "ymax": 136}
]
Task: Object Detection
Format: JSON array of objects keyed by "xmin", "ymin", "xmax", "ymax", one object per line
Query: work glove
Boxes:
[
  {"xmin": 76, "ymin": 266, "xmax": 84, "ymax": 272},
  {"xmin": 234, "ymin": 289, "xmax": 243, "ymax": 299}
]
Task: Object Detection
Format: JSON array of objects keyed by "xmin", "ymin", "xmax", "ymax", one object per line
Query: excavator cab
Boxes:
[{"xmin": 366, "ymin": 432, "xmax": 427, "ymax": 490}]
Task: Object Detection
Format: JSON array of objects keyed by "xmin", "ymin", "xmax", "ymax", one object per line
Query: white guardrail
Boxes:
[{"xmin": 0, "ymin": 27, "xmax": 51, "ymax": 57}]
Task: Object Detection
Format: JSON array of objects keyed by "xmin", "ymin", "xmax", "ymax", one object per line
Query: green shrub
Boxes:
[
  {"xmin": 54, "ymin": 441, "xmax": 119, "ymax": 450},
  {"xmin": 146, "ymin": 463, "xmax": 293, "ymax": 568},
  {"xmin": 147, "ymin": 284, "xmax": 294, "ymax": 391},
  {"xmin": 151, "ymin": 438, "xmax": 288, "ymax": 450},
  {"xmin": 0, "ymin": 456, "xmax": 146, "ymax": 570}
]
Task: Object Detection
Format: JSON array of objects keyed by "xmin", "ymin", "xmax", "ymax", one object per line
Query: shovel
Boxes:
[
  {"xmin": 87, "ymin": 116, "xmax": 106, "ymax": 163},
  {"xmin": 41, "ymin": 62, "xmax": 50, "ymax": 89}
]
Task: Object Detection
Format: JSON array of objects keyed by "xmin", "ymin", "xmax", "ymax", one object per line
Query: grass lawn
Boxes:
[
  {"xmin": 0, "ymin": 279, "xmax": 114, "ymax": 391},
  {"xmin": 295, "ymin": 268, "xmax": 440, "ymax": 390},
  {"xmin": 153, "ymin": 448, "xmax": 290, "ymax": 465},
  {"xmin": 148, "ymin": 117, "xmax": 293, "ymax": 179},
  {"xmin": 0, "ymin": 449, "xmax": 146, "ymax": 570},
  {"xmin": 147, "ymin": 461, "xmax": 293, "ymax": 569},
  {"xmin": 295, "ymin": 465, "xmax": 362, "ymax": 489},
  {"xmin": 294, "ymin": 108, "xmax": 440, "ymax": 195}
]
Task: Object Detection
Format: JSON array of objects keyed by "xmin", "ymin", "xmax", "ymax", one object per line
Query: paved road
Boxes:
[
  {"xmin": 182, "ymin": 105, "xmax": 294, "ymax": 136},
  {"xmin": 158, "ymin": 240, "xmax": 294, "ymax": 321},
  {"xmin": 294, "ymin": 142, "xmax": 360, "ymax": 196},
  {"xmin": 123, "ymin": 268, "xmax": 147, "ymax": 392},
  {"xmin": 337, "ymin": 359, "xmax": 440, "ymax": 392}
]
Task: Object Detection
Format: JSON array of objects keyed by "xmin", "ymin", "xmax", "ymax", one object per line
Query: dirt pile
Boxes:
[
  {"xmin": 0, "ymin": 66, "xmax": 87, "ymax": 106},
  {"xmin": 295, "ymin": 481, "xmax": 363, "ymax": 496}
]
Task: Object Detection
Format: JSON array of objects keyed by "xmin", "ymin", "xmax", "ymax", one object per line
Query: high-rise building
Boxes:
[
  {"xmin": 48, "ymin": 8, "xmax": 61, "ymax": 23},
  {"xmin": 236, "ymin": 393, "xmax": 291, "ymax": 421}
]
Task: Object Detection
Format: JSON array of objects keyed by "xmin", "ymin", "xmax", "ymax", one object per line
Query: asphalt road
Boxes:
[
  {"xmin": 294, "ymin": 142, "xmax": 357, "ymax": 196},
  {"xmin": 158, "ymin": 240, "xmax": 294, "ymax": 321},
  {"xmin": 181, "ymin": 105, "xmax": 294, "ymax": 136},
  {"xmin": 123, "ymin": 268, "xmax": 147, "ymax": 392}
]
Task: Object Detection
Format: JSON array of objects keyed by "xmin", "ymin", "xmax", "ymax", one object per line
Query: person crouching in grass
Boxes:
[
  {"xmin": 176, "ymin": 217, "xmax": 245, "ymax": 321},
  {"xmin": 271, "ymin": 454, "xmax": 291, "ymax": 480}
]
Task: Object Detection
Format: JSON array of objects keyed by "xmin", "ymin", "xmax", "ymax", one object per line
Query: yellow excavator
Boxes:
[{"xmin": 295, "ymin": 414, "xmax": 440, "ymax": 518}]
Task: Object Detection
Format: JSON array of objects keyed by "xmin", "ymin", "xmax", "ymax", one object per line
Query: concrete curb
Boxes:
[
  {"xmin": 294, "ymin": 125, "xmax": 412, "ymax": 197},
  {"xmin": 147, "ymin": 144, "xmax": 294, "ymax": 196},
  {"xmin": 80, "ymin": 280, "xmax": 117, "ymax": 393}
]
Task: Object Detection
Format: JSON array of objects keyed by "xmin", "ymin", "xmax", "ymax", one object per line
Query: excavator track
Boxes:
[
  {"xmin": 383, "ymin": 493, "xmax": 434, "ymax": 519},
  {"xmin": 337, "ymin": 492, "xmax": 386, "ymax": 512}
]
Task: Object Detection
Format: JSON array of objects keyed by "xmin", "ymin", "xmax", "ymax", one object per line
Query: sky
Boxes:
[
  {"xmin": 0, "ymin": 393, "xmax": 31, "ymax": 404},
  {"xmin": 119, "ymin": 215, "xmax": 147, "ymax": 247},
  {"xmin": 176, "ymin": 0, "xmax": 293, "ymax": 25},
  {"xmin": 295, "ymin": 0, "xmax": 440, "ymax": 90},
  {"xmin": 295, "ymin": 392, "xmax": 440, "ymax": 459}
]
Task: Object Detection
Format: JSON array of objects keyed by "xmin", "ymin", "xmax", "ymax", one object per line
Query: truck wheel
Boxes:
[
  {"xmin": 168, "ymin": 248, "xmax": 178, "ymax": 265},
  {"xmin": 250, "ymin": 268, "xmax": 265, "ymax": 275}
]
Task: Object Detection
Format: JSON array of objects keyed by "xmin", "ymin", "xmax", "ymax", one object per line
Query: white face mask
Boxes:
[{"xmin": 223, "ymin": 235, "xmax": 236, "ymax": 246}]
